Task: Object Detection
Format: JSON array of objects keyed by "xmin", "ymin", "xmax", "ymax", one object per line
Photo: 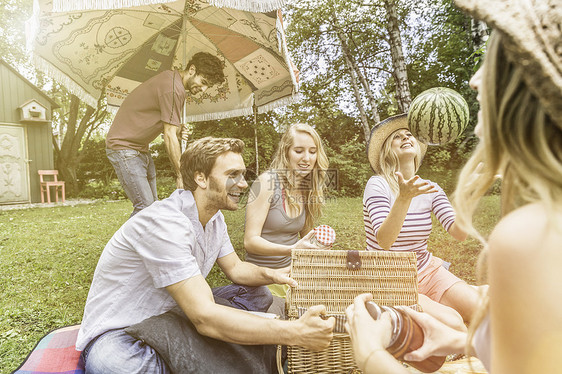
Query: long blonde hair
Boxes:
[
  {"xmin": 454, "ymin": 31, "xmax": 562, "ymax": 237},
  {"xmin": 270, "ymin": 123, "xmax": 330, "ymax": 233},
  {"xmin": 378, "ymin": 128, "xmax": 424, "ymax": 195},
  {"xmin": 453, "ymin": 32, "xmax": 562, "ymax": 354}
]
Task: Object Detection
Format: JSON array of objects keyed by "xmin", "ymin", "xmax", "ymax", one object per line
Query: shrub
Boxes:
[
  {"xmin": 324, "ymin": 136, "xmax": 372, "ymax": 198},
  {"xmin": 157, "ymin": 176, "xmax": 177, "ymax": 199},
  {"xmin": 77, "ymin": 179, "xmax": 127, "ymax": 200},
  {"xmin": 77, "ymin": 138, "xmax": 115, "ymax": 186}
]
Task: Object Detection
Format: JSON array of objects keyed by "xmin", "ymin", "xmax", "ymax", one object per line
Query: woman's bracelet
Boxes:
[{"xmin": 362, "ymin": 348, "xmax": 386, "ymax": 370}]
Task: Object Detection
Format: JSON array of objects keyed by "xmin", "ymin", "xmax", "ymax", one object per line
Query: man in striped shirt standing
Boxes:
[{"xmin": 363, "ymin": 114, "xmax": 483, "ymax": 322}]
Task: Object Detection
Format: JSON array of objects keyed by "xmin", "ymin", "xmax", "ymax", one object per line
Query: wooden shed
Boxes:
[{"xmin": 0, "ymin": 58, "xmax": 59, "ymax": 204}]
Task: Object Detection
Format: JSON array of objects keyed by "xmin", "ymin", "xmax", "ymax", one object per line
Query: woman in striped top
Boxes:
[{"xmin": 363, "ymin": 114, "xmax": 482, "ymax": 322}]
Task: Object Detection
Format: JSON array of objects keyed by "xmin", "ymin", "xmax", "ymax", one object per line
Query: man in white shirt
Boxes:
[{"xmin": 77, "ymin": 137, "xmax": 335, "ymax": 373}]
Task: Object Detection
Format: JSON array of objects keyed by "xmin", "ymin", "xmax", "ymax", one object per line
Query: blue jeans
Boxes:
[
  {"xmin": 81, "ymin": 285, "xmax": 272, "ymax": 373},
  {"xmin": 212, "ymin": 284, "xmax": 273, "ymax": 312},
  {"xmin": 82, "ymin": 329, "xmax": 171, "ymax": 374},
  {"xmin": 106, "ymin": 148, "xmax": 157, "ymax": 217}
]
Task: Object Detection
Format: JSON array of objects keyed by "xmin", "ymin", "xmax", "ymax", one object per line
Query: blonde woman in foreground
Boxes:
[{"xmin": 345, "ymin": 0, "xmax": 562, "ymax": 373}]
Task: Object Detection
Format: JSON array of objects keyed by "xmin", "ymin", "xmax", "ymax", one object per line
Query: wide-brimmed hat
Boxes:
[
  {"xmin": 454, "ymin": 0, "xmax": 562, "ymax": 127},
  {"xmin": 367, "ymin": 113, "xmax": 428, "ymax": 174}
]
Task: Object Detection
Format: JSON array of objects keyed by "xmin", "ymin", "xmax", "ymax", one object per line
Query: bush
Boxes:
[
  {"xmin": 78, "ymin": 176, "xmax": 177, "ymax": 201},
  {"xmin": 77, "ymin": 138, "xmax": 115, "ymax": 187},
  {"xmin": 324, "ymin": 136, "xmax": 372, "ymax": 198},
  {"xmin": 151, "ymin": 140, "xmax": 176, "ymax": 179},
  {"xmin": 156, "ymin": 176, "xmax": 177, "ymax": 199},
  {"xmin": 77, "ymin": 179, "xmax": 127, "ymax": 200}
]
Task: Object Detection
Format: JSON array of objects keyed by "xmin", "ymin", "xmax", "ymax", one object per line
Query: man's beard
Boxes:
[{"xmin": 208, "ymin": 176, "xmax": 238, "ymax": 211}]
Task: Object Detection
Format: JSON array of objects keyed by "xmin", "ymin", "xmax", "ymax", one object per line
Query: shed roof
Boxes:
[{"xmin": 0, "ymin": 58, "xmax": 59, "ymax": 109}]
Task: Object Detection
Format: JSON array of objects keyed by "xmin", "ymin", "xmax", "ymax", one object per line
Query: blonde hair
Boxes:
[
  {"xmin": 454, "ymin": 31, "xmax": 562, "ymax": 237},
  {"xmin": 453, "ymin": 32, "xmax": 562, "ymax": 355},
  {"xmin": 378, "ymin": 128, "xmax": 424, "ymax": 195},
  {"xmin": 181, "ymin": 137, "xmax": 245, "ymax": 191},
  {"xmin": 270, "ymin": 123, "xmax": 329, "ymax": 233}
]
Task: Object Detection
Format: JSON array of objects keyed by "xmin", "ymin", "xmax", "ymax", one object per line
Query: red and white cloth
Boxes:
[{"xmin": 313, "ymin": 225, "xmax": 336, "ymax": 247}]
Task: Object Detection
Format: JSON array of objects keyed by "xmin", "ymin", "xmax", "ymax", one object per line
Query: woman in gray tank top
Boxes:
[{"xmin": 244, "ymin": 123, "xmax": 330, "ymax": 297}]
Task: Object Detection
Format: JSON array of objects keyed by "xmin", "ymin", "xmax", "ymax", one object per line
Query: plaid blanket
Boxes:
[{"xmin": 12, "ymin": 325, "xmax": 84, "ymax": 374}]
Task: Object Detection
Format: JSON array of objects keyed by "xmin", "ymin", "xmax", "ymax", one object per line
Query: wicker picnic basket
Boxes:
[{"xmin": 286, "ymin": 249, "xmax": 419, "ymax": 374}]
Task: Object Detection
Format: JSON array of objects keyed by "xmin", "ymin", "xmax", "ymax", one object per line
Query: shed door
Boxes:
[{"xmin": 0, "ymin": 124, "xmax": 29, "ymax": 203}]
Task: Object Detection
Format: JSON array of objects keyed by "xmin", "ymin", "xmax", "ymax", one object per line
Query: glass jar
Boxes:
[{"xmin": 365, "ymin": 301, "xmax": 446, "ymax": 373}]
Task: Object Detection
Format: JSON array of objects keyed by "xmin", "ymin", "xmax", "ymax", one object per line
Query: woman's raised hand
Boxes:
[{"xmin": 396, "ymin": 172, "xmax": 437, "ymax": 199}]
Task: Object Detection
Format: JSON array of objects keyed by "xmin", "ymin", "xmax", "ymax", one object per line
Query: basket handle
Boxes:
[{"xmin": 346, "ymin": 250, "xmax": 362, "ymax": 270}]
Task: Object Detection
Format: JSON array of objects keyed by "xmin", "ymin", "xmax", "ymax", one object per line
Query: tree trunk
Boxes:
[
  {"xmin": 333, "ymin": 19, "xmax": 381, "ymax": 126},
  {"xmin": 54, "ymin": 93, "xmax": 108, "ymax": 195},
  {"xmin": 471, "ymin": 19, "xmax": 489, "ymax": 51},
  {"xmin": 342, "ymin": 50, "xmax": 372, "ymax": 145},
  {"xmin": 332, "ymin": 16, "xmax": 373, "ymax": 145},
  {"xmin": 384, "ymin": 0, "xmax": 411, "ymax": 113}
]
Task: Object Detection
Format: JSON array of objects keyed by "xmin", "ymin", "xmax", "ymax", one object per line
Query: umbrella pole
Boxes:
[
  {"xmin": 253, "ymin": 103, "xmax": 259, "ymax": 175},
  {"xmin": 181, "ymin": 104, "xmax": 187, "ymax": 153}
]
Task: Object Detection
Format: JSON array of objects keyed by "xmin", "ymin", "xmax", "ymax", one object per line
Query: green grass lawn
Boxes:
[{"xmin": 0, "ymin": 196, "xmax": 500, "ymax": 373}]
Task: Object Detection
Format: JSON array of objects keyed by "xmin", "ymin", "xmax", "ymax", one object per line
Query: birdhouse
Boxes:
[{"xmin": 18, "ymin": 99, "xmax": 48, "ymax": 123}]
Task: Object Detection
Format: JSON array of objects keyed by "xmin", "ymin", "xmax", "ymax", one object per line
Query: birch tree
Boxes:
[
  {"xmin": 383, "ymin": 0, "xmax": 411, "ymax": 112},
  {"xmin": 287, "ymin": 0, "xmax": 393, "ymax": 145}
]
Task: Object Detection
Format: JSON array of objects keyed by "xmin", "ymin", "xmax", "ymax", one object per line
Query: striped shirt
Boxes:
[{"xmin": 363, "ymin": 176, "xmax": 456, "ymax": 272}]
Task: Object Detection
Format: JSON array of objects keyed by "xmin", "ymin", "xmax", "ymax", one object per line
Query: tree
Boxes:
[
  {"xmin": 286, "ymin": 0, "xmax": 423, "ymax": 146},
  {"xmin": 331, "ymin": 14, "xmax": 380, "ymax": 143},
  {"xmin": 286, "ymin": 2, "xmax": 375, "ymax": 145},
  {"xmin": 2, "ymin": 0, "xmax": 486, "ymax": 198},
  {"xmin": 383, "ymin": 0, "xmax": 412, "ymax": 112},
  {"xmin": 404, "ymin": 0, "xmax": 482, "ymax": 189},
  {"xmin": 0, "ymin": 0, "xmax": 32, "ymax": 68},
  {"xmin": 187, "ymin": 113, "xmax": 281, "ymax": 179},
  {"xmin": 51, "ymin": 88, "xmax": 111, "ymax": 195}
]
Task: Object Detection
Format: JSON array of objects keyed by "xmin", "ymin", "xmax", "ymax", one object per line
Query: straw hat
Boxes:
[
  {"xmin": 367, "ymin": 113, "xmax": 428, "ymax": 174},
  {"xmin": 454, "ymin": 0, "xmax": 562, "ymax": 127}
]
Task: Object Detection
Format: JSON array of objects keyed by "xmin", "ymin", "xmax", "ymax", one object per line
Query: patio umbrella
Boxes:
[{"xmin": 26, "ymin": 0, "xmax": 299, "ymax": 122}]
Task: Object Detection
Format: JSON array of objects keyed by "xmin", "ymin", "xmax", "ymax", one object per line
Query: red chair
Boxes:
[{"xmin": 38, "ymin": 170, "xmax": 66, "ymax": 203}]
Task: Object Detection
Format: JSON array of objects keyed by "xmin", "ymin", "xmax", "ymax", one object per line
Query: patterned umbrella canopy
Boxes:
[{"xmin": 27, "ymin": 0, "xmax": 298, "ymax": 122}]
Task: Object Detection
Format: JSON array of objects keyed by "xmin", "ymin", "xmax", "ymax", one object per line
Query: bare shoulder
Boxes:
[
  {"xmin": 247, "ymin": 171, "xmax": 276, "ymax": 206},
  {"xmin": 488, "ymin": 205, "xmax": 562, "ymax": 373},
  {"xmin": 488, "ymin": 202, "xmax": 562, "ymax": 289},
  {"xmin": 257, "ymin": 170, "xmax": 278, "ymax": 186},
  {"xmin": 488, "ymin": 203, "xmax": 561, "ymax": 257}
]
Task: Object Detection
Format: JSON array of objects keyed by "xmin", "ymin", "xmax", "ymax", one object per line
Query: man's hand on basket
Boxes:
[
  {"xmin": 294, "ymin": 305, "xmax": 335, "ymax": 351},
  {"xmin": 269, "ymin": 266, "xmax": 297, "ymax": 288}
]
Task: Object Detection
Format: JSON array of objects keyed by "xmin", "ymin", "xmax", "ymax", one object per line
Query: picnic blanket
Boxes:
[{"xmin": 11, "ymin": 325, "xmax": 84, "ymax": 374}]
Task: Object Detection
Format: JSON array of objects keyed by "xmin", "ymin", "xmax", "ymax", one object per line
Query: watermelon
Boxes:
[{"xmin": 407, "ymin": 87, "xmax": 469, "ymax": 145}]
